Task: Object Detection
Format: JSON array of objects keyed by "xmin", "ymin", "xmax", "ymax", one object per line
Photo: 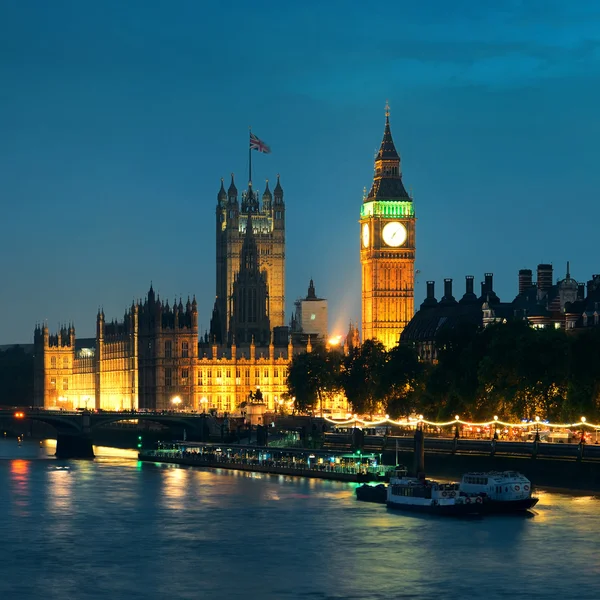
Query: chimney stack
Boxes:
[
  {"xmin": 441, "ymin": 278, "xmax": 456, "ymax": 304},
  {"xmin": 421, "ymin": 281, "xmax": 438, "ymax": 309},
  {"xmin": 537, "ymin": 264, "xmax": 553, "ymax": 294},
  {"xmin": 465, "ymin": 275, "xmax": 474, "ymax": 296},
  {"xmin": 426, "ymin": 281, "xmax": 435, "ymax": 300},
  {"xmin": 578, "ymin": 283, "xmax": 585, "ymax": 300},
  {"xmin": 518, "ymin": 269, "xmax": 533, "ymax": 295},
  {"xmin": 485, "ymin": 273, "xmax": 494, "ymax": 295}
]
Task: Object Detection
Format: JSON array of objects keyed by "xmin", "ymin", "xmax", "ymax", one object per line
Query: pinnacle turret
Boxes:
[
  {"xmin": 228, "ymin": 173, "xmax": 238, "ymax": 198},
  {"xmin": 274, "ymin": 174, "xmax": 283, "ymax": 197},
  {"xmin": 217, "ymin": 177, "xmax": 227, "ymax": 203},
  {"xmin": 262, "ymin": 179, "xmax": 272, "ymax": 200}
]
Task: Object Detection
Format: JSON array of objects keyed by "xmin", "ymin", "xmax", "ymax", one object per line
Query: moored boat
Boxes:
[
  {"xmin": 459, "ymin": 471, "xmax": 538, "ymax": 513},
  {"xmin": 356, "ymin": 483, "xmax": 387, "ymax": 504},
  {"xmin": 386, "ymin": 469, "xmax": 484, "ymax": 516}
]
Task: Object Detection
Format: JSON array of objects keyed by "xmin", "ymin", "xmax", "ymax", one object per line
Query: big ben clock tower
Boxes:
[{"xmin": 360, "ymin": 105, "xmax": 415, "ymax": 349}]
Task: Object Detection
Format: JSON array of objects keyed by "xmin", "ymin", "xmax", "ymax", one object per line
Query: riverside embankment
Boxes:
[{"xmin": 140, "ymin": 443, "xmax": 600, "ymax": 491}]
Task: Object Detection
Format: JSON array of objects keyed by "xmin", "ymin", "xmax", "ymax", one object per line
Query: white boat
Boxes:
[
  {"xmin": 386, "ymin": 469, "xmax": 484, "ymax": 516},
  {"xmin": 459, "ymin": 471, "xmax": 538, "ymax": 513}
]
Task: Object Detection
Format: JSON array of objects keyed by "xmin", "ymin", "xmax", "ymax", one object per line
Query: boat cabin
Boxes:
[{"xmin": 460, "ymin": 471, "xmax": 532, "ymax": 501}]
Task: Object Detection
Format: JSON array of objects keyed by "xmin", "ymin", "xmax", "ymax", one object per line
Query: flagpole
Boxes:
[{"xmin": 248, "ymin": 126, "xmax": 252, "ymax": 185}]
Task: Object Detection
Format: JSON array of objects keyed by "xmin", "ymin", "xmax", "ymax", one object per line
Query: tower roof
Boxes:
[
  {"xmin": 218, "ymin": 178, "xmax": 227, "ymax": 201},
  {"xmin": 262, "ymin": 179, "xmax": 272, "ymax": 199},
  {"xmin": 366, "ymin": 104, "xmax": 410, "ymax": 201},
  {"xmin": 274, "ymin": 174, "xmax": 283, "ymax": 196},
  {"xmin": 228, "ymin": 173, "xmax": 237, "ymax": 196}
]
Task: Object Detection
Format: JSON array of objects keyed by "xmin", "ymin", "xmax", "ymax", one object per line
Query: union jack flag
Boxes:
[{"xmin": 250, "ymin": 132, "xmax": 271, "ymax": 154}]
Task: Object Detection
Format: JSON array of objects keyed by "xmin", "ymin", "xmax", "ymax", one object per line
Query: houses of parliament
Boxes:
[{"xmin": 33, "ymin": 110, "xmax": 414, "ymax": 414}]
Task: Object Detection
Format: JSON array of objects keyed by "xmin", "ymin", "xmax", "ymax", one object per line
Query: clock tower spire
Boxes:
[{"xmin": 360, "ymin": 104, "xmax": 416, "ymax": 349}]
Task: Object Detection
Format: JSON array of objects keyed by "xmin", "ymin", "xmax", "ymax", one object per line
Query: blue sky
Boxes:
[{"xmin": 1, "ymin": 0, "xmax": 600, "ymax": 343}]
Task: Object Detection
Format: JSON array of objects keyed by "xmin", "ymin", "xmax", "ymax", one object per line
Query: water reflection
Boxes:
[
  {"xmin": 9, "ymin": 459, "xmax": 31, "ymax": 518},
  {"xmin": 0, "ymin": 439, "xmax": 600, "ymax": 599}
]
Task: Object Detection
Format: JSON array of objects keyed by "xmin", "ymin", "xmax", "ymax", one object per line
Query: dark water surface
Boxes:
[{"xmin": 1, "ymin": 439, "xmax": 599, "ymax": 600}]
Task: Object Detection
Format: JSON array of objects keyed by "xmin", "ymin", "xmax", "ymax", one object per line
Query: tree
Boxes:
[
  {"xmin": 478, "ymin": 321, "xmax": 569, "ymax": 421},
  {"xmin": 340, "ymin": 339, "xmax": 387, "ymax": 416},
  {"xmin": 382, "ymin": 343, "xmax": 422, "ymax": 418},
  {"xmin": 421, "ymin": 322, "xmax": 483, "ymax": 420},
  {"xmin": 566, "ymin": 328, "xmax": 600, "ymax": 421},
  {"xmin": 286, "ymin": 345, "xmax": 342, "ymax": 415}
]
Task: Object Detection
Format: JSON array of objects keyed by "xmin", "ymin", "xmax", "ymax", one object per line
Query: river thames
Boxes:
[{"xmin": 1, "ymin": 439, "xmax": 599, "ymax": 599}]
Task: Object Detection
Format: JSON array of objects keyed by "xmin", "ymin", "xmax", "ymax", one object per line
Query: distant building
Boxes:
[
  {"xmin": 291, "ymin": 279, "xmax": 328, "ymax": 342},
  {"xmin": 401, "ymin": 264, "xmax": 600, "ymax": 362}
]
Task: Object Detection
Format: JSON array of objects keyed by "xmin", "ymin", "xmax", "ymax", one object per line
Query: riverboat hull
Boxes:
[
  {"xmin": 480, "ymin": 497, "xmax": 539, "ymax": 514},
  {"xmin": 356, "ymin": 484, "xmax": 387, "ymax": 504},
  {"xmin": 386, "ymin": 500, "xmax": 484, "ymax": 517}
]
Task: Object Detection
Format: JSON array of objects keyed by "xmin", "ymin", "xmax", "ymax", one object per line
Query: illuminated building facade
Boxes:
[
  {"xmin": 360, "ymin": 105, "xmax": 416, "ymax": 349},
  {"xmin": 212, "ymin": 175, "xmax": 285, "ymax": 343},
  {"xmin": 33, "ymin": 286, "xmax": 348, "ymax": 415}
]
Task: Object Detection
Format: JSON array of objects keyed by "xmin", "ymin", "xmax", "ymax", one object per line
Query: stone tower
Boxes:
[
  {"xmin": 213, "ymin": 175, "xmax": 285, "ymax": 343},
  {"xmin": 360, "ymin": 105, "xmax": 416, "ymax": 349},
  {"xmin": 230, "ymin": 210, "xmax": 271, "ymax": 344}
]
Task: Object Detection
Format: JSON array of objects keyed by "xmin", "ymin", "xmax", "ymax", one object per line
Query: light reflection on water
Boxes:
[{"xmin": 0, "ymin": 439, "xmax": 599, "ymax": 599}]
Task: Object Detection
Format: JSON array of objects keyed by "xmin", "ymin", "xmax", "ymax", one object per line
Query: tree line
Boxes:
[{"xmin": 286, "ymin": 322, "xmax": 600, "ymax": 423}]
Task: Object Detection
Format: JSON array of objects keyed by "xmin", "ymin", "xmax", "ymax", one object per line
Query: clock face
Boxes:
[
  {"xmin": 382, "ymin": 221, "xmax": 407, "ymax": 247},
  {"xmin": 362, "ymin": 223, "xmax": 370, "ymax": 248}
]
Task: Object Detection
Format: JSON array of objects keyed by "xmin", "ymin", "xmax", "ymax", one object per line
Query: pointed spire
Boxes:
[
  {"xmin": 377, "ymin": 101, "xmax": 400, "ymax": 161},
  {"xmin": 566, "ymin": 261, "xmax": 571, "ymax": 279},
  {"xmin": 366, "ymin": 102, "xmax": 409, "ymax": 201},
  {"xmin": 307, "ymin": 279, "xmax": 316, "ymax": 299},
  {"xmin": 274, "ymin": 173, "xmax": 283, "ymax": 196},
  {"xmin": 228, "ymin": 173, "xmax": 237, "ymax": 196},
  {"xmin": 217, "ymin": 177, "xmax": 227, "ymax": 202},
  {"xmin": 262, "ymin": 179, "xmax": 272, "ymax": 199}
]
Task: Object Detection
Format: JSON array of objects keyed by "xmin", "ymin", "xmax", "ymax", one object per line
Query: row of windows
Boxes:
[
  {"xmin": 50, "ymin": 357, "xmax": 69, "ymax": 369},
  {"xmin": 162, "ymin": 367, "xmax": 286, "ymax": 389},
  {"xmin": 198, "ymin": 368, "xmax": 285, "ymax": 384},
  {"xmin": 50, "ymin": 378, "xmax": 69, "ymax": 390},
  {"xmin": 165, "ymin": 341, "xmax": 189, "ymax": 359}
]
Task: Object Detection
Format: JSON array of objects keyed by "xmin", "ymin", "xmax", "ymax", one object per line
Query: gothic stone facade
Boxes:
[
  {"xmin": 214, "ymin": 176, "xmax": 285, "ymax": 343},
  {"xmin": 33, "ymin": 286, "xmax": 350, "ymax": 415}
]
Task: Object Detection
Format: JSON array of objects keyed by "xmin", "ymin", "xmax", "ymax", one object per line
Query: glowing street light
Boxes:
[
  {"xmin": 171, "ymin": 396, "xmax": 182, "ymax": 411},
  {"xmin": 200, "ymin": 397, "xmax": 208, "ymax": 414}
]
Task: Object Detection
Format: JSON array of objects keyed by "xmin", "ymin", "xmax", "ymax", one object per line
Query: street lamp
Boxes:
[
  {"xmin": 534, "ymin": 415, "xmax": 540, "ymax": 442},
  {"xmin": 171, "ymin": 396, "xmax": 182, "ymax": 411},
  {"xmin": 200, "ymin": 397, "xmax": 208, "ymax": 414},
  {"xmin": 493, "ymin": 415, "xmax": 499, "ymax": 440},
  {"xmin": 581, "ymin": 416, "xmax": 586, "ymax": 444},
  {"xmin": 454, "ymin": 415, "xmax": 460, "ymax": 439},
  {"xmin": 277, "ymin": 397, "xmax": 284, "ymax": 415}
]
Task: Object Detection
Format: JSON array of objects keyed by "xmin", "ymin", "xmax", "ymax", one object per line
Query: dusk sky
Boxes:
[{"xmin": 1, "ymin": 1, "xmax": 600, "ymax": 344}]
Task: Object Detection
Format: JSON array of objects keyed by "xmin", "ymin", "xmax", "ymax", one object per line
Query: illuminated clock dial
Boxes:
[
  {"xmin": 362, "ymin": 223, "xmax": 370, "ymax": 248},
  {"xmin": 382, "ymin": 221, "xmax": 407, "ymax": 247}
]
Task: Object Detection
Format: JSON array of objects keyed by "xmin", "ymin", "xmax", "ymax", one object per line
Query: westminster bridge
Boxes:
[{"xmin": 0, "ymin": 408, "xmax": 222, "ymax": 458}]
